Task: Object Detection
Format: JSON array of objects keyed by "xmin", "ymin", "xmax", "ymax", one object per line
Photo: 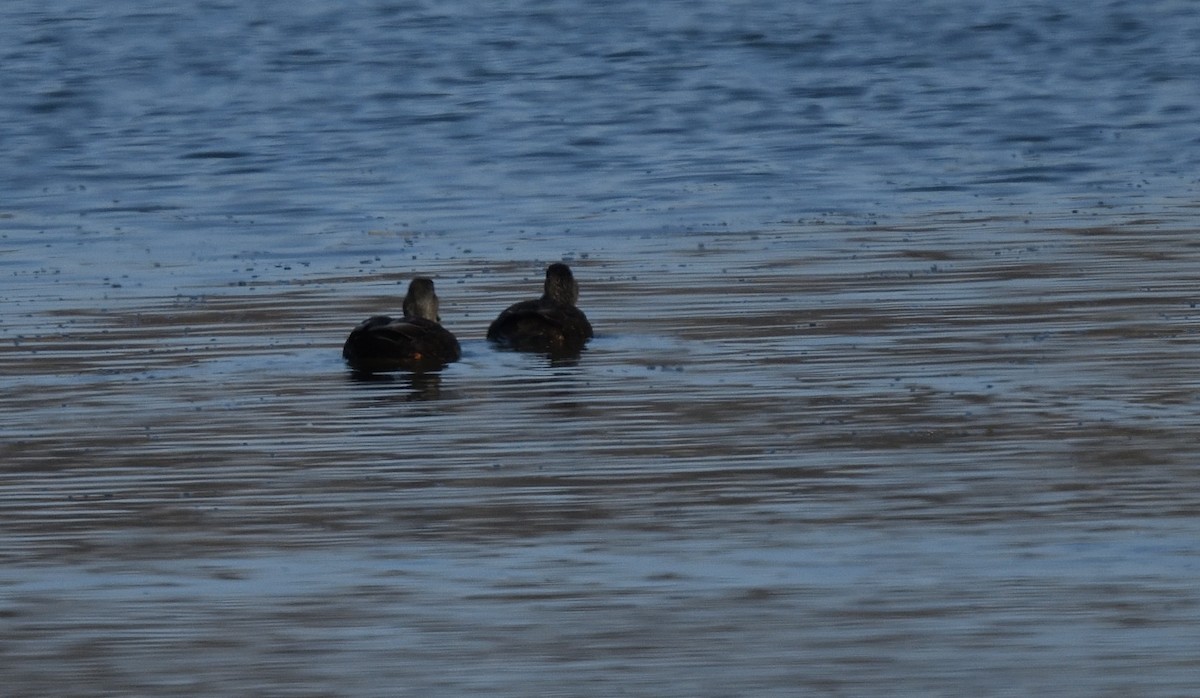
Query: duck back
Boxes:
[
  {"xmin": 486, "ymin": 298, "xmax": 592, "ymax": 354},
  {"xmin": 343, "ymin": 315, "xmax": 461, "ymax": 373}
]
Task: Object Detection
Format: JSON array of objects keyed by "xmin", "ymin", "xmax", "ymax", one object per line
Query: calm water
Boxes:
[{"xmin": 3, "ymin": 1, "xmax": 1200, "ymax": 696}]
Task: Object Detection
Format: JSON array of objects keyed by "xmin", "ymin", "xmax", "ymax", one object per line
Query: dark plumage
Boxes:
[
  {"xmin": 487, "ymin": 263, "xmax": 593, "ymax": 356},
  {"xmin": 343, "ymin": 277, "xmax": 461, "ymax": 373}
]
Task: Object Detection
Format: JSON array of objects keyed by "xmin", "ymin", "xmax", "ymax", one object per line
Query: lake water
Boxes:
[{"xmin": 3, "ymin": 1, "xmax": 1200, "ymax": 696}]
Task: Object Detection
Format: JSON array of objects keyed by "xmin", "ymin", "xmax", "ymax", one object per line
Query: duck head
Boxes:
[
  {"xmin": 402, "ymin": 277, "xmax": 441, "ymax": 322},
  {"xmin": 543, "ymin": 263, "xmax": 579, "ymax": 306}
]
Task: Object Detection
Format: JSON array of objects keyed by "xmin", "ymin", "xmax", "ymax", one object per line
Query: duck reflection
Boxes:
[{"xmin": 345, "ymin": 368, "xmax": 448, "ymax": 403}]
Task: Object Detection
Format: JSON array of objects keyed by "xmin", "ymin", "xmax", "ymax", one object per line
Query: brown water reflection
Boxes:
[{"xmin": 3, "ymin": 217, "xmax": 1200, "ymax": 696}]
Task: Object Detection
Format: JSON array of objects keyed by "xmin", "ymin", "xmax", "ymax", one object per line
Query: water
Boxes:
[{"xmin": 3, "ymin": 1, "xmax": 1200, "ymax": 696}]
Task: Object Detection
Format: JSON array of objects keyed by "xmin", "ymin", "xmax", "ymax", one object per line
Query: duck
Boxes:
[
  {"xmin": 343, "ymin": 277, "xmax": 461, "ymax": 373},
  {"xmin": 487, "ymin": 262, "xmax": 593, "ymax": 355}
]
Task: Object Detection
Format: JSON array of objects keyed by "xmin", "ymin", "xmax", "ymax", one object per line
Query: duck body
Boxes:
[
  {"xmin": 343, "ymin": 315, "xmax": 461, "ymax": 373},
  {"xmin": 487, "ymin": 263, "xmax": 593, "ymax": 355},
  {"xmin": 343, "ymin": 277, "xmax": 461, "ymax": 373}
]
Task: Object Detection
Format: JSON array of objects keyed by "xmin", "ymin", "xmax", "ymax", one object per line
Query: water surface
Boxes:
[{"xmin": 3, "ymin": 1, "xmax": 1200, "ymax": 695}]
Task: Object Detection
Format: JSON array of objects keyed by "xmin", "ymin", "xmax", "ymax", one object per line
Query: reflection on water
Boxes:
[
  {"xmin": 346, "ymin": 367, "xmax": 451, "ymax": 402},
  {"xmin": 4, "ymin": 217, "xmax": 1200, "ymax": 696}
]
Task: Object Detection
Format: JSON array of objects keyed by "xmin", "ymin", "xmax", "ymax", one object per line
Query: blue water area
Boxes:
[{"xmin": 3, "ymin": 1, "xmax": 1198, "ymax": 248}]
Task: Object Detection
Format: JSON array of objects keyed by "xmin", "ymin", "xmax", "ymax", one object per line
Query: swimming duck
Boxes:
[
  {"xmin": 487, "ymin": 262, "xmax": 593, "ymax": 355},
  {"xmin": 343, "ymin": 277, "xmax": 461, "ymax": 373}
]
